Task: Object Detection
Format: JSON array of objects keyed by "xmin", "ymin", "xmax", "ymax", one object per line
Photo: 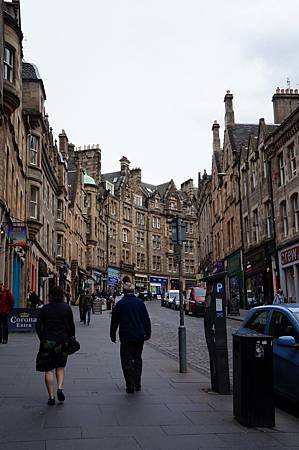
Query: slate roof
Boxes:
[
  {"xmin": 228, "ymin": 124, "xmax": 259, "ymax": 151},
  {"xmin": 156, "ymin": 181, "xmax": 171, "ymax": 198},
  {"xmin": 22, "ymin": 62, "xmax": 40, "ymax": 80},
  {"xmin": 101, "ymin": 171, "xmax": 123, "ymax": 191}
]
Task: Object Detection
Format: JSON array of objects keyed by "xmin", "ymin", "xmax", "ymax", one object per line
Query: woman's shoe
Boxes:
[
  {"xmin": 57, "ymin": 389, "xmax": 65, "ymax": 402},
  {"xmin": 47, "ymin": 397, "xmax": 55, "ymax": 406}
]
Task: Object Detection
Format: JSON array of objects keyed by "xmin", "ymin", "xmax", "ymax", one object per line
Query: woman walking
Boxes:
[{"xmin": 36, "ymin": 286, "xmax": 76, "ymax": 405}]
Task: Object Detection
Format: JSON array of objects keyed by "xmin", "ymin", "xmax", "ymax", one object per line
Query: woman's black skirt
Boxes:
[{"xmin": 36, "ymin": 340, "xmax": 69, "ymax": 372}]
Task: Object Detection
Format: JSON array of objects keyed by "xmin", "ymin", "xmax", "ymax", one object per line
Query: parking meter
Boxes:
[{"xmin": 203, "ymin": 271, "xmax": 230, "ymax": 394}]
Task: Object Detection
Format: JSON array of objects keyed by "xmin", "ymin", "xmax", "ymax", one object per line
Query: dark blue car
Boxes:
[{"xmin": 238, "ymin": 304, "xmax": 299, "ymax": 406}]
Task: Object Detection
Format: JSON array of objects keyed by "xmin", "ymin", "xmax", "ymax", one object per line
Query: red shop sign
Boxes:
[{"xmin": 281, "ymin": 245, "xmax": 299, "ymax": 266}]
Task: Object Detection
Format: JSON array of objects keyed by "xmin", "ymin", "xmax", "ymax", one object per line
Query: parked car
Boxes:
[
  {"xmin": 163, "ymin": 290, "xmax": 180, "ymax": 309},
  {"xmin": 184, "ymin": 286, "xmax": 206, "ymax": 316},
  {"xmin": 238, "ymin": 304, "xmax": 299, "ymax": 407}
]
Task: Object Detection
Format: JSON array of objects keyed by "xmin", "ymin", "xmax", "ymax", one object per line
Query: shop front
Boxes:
[
  {"xmin": 135, "ymin": 274, "xmax": 148, "ymax": 293},
  {"xmin": 279, "ymin": 242, "xmax": 299, "ymax": 303},
  {"xmin": 226, "ymin": 251, "xmax": 243, "ymax": 314},
  {"xmin": 185, "ymin": 278, "xmax": 197, "ymax": 289},
  {"xmin": 244, "ymin": 243, "xmax": 275, "ymax": 307},
  {"xmin": 150, "ymin": 276, "xmax": 168, "ymax": 297},
  {"xmin": 169, "ymin": 278, "xmax": 179, "ymax": 290}
]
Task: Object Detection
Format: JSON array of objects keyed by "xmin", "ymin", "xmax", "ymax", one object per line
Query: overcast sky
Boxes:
[{"xmin": 21, "ymin": 0, "xmax": 299, "ymax": 187}]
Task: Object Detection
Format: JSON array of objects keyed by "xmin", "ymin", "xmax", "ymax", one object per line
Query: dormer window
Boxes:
[
  {"xmin": 106, "ymin": 181, "xmax": 114, "ymax": 195},
  {"xmin": 4, "ymin": 46, "xmax": 14, "ymax": 82},
  {"xmin": 133, "ymin": 194, "xmax": 142, "ymax": 207}
]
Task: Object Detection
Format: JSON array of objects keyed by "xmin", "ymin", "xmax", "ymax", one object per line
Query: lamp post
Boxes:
[{"xmin": 171, "ymin": 216, "xmax": 187, "ymax": 373}]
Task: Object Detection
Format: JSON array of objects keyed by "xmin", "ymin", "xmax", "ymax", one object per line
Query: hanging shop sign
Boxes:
[
  {"xmin": 108, "ymin": 267, "xmax": 120, "ymax": 287},
  {"xmin": 7, "ymin": 225, "xmax": 27, "ymax": 247}
]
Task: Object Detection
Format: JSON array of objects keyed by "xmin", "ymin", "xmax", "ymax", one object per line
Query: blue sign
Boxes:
[
  {"xmin": 8, "ymin": 308, "xmax": 40, "ymax": 332},
  {"xmin": 214, "ymin": 282, "xmax": 224, "ymax": 294},
  {"xmin": 150, "ymin": 277, "xmax": 168, "ymax": 285},
  {"xmin": 108, "ymin": 267, "xmax": 120, "ymax": 287}
]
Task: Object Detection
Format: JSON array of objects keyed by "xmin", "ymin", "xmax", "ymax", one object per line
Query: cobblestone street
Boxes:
[{"xmin": 145, "ymin": 301, "xmax": 240, "ymax": 377}]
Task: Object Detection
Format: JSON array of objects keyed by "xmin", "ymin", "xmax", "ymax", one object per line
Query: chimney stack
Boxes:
[
  {"xmin": 120, "ymin": 156, "xmax": 130, "ymax": 175},
  {"xmin": 59, "ymin": 129, "xmax": 68, "ymax": 160},
  {"xmin": 224, "ymin": 90, "xmax": 235, "ymax": 128},
  {"xmin": 212, "ymin": 120, "xmax": 221, "ymax": 152},
  {"xmin": 272, "ymin": 87, "xmax": 299, "ymax": 124}
]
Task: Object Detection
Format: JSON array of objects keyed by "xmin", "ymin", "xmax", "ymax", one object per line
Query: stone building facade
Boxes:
[{"xmin": 265, "ymin": 89, "xmax": 299, "ymax": 303}]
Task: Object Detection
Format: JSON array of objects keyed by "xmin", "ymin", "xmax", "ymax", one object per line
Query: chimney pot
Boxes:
[
  {"xmin": 276, "ymin": 87, "xmax": 280, "ymax": 93},
  {"xmin": 286, "ymin": 88, "xmax": 289, "ymax": 94},
  {"xmin": 295, "ymin": 89, "xmax": 298, "ymax": 94},
  {"xmin": 290, "ymin": 89, "xmax": 293, "ymax": 94}
]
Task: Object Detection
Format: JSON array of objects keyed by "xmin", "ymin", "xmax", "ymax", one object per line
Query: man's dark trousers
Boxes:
[
  {"xmin": 120, "ymin": 340, "xmax": 144, "ymax": 390},
  {"xmin": 0, "ymin": 313, "xmax": 9, "ymax": 343}
]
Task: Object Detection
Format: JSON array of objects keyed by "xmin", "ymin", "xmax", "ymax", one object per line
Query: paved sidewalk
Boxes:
[{"xmin": 0, "ymin": 307, "xmax": 298, "ymax": 450}]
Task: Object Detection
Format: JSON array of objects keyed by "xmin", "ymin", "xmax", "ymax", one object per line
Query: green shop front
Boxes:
[{"xmin": 226, "ymin": 251, "xmax": 243, "ymax": 314}]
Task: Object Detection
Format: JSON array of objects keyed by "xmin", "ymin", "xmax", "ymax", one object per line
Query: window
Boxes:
[
  {"xmin": 250, "ymin": 160, "xmax": 257, "ymax": 190},
  {"xmin": 133, "ymin": 194, "xmax": 142, "ymax": 207},
  {"xmin": 136, "ymin": 212, "xmax": 145, "ymax": 226},
  {"xmin": 109, "ymin": 245, "xmax": 116, "ymax": 264},
  {"xmin": 106, "ymin": 181, "xmax": 114, "ymax": 195},
  {"xmin": 253, "ymin": 209, "xmax": 259, "ymax": 242},
  {"xmin": 110, "ymin": 200, "xmax": 117, "ymax": 216},
  {"xmin": 168, "ymin": 256, "xmax": 177, "ymax": 272},
  {"xmin": 281, "ymin": 201, "xmax": 288, "ymax": 236},
  {"xmin": 278, "ymin": 153, "xmax": 285, "ymax": 186},
  {"xmin": 57, "ymin": 234, "xmax": 63, "ymax": 257},
  {"xmin": 152, "ymin": 234, "xmax": 161, "ymax": 250},
  {"xmin": 109, "ymin": 221, "xmax": 117, "ymax": 239},
  {"xmin": 122, "ymin": 248, "xmax": 130, "ymax": 264},
  {"xmin": 186, "ymin": 222, "xmax": 193, "ymax": 234},
  {"xmin": 288, "ymin": 144, "xmax": 296, "ymax": 177},
  {"xmin": 57, "ymin": 199, "xmax": 63, "ymax": 221},
  {"xmin": 136, "ymin": 230, "xmax": 145, "ymax": 247},
  {"xmin": 136, "ymin": 252, "xmax": 145, "ymax": 269},
  {"xmin": 265, "ymin": 202, "xmax": 272, "ymax": 238},
  {"xmin": 152, "ymin": 255, "xmax": 161, "ymax": 271},
  {"xmin": 29, "ymin": 135, "xmax": 38, "ymax": 165},
  {"xmin": 269, "ymin": 311, "xmax": 296, "ymax": 339},
  {"xmin": 123, "ymin": 205, "xmax": 131, "ymax": 221},
  {"xmin": 122, "ymin": 228, "xmax": 129, "ymax": 243},
  {"xmin": 184, "ymin": 240, "xmax": 194, "ymax": 254},
  {"xmin": 170, "ymin": 199, "xmax": 177, "ymax": 210},
  {"xmin": 242, "ymin": 175, "xmax": 247, "ymax": 199},
  {"xmin": 291, "ymin": 194, "xmax": 299, "ymax": 232},
  {"xmin": 4, "ymin": 46, "xmax": 13, "ymax": 82},
  {"xmin": 246, "ymin": 310, "xmax": 269, "ymax": 334},
  {"xmin": 152, "ymin": 216, "xmax": 161, "ymax": 229},
  {"xmin": 29, "ymin": 186, "xmax": 38, "ymax": 219},
  {"xmin": 263, "ymin": 156, "xmax": 268, "ymax": 178},
  {"xmin": 185, "ymin": 259, "xmax": 195, "ymax": 274},
  {"xmin": 85, "ymin": 193, "xmax": 91, "ymax": 209}
]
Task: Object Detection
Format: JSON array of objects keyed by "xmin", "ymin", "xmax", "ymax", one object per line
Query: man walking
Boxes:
[
  {"xmin": 110, "ymin": 280, "xmax": 151, "ymax": 393},
  {"xmin": 0, "ymin": 282, "xmax": 14, "ymax": 344}
]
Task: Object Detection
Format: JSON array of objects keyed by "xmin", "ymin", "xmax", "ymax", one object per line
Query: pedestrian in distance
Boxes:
[
  {"xmin": 82, "ymin": 290, "xmax": 92, "ymax": 325},
  {"xmin": 110, "ymin": 280, "xmax": 151, "ymax": 394},
  {"xmin": 29, "ymin": 290, "xmax": 39, "ymax": 308},
  {"xmin": 79, "ymin": 290, "xmax": 85, "ymax": 322},
  {"xmin": 35, "ymin": 286, "xmax": 76, "ymax": 405},
  {"xmin": 273, "ymin": 288, "xmax": 287, "ymax": 305},
  {"xmin": 0, "ymin": 281, "xmax": 14, "ymax": 344}
]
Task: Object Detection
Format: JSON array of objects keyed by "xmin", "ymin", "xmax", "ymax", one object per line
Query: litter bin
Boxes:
[{"xmin": 233, "ymin": 332, "xmax": 275, "ymax": 427}]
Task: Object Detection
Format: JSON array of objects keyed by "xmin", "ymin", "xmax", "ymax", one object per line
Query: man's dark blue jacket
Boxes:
[{"xmin": 110, "ymin": 293, "xmax": 151, "ymax": 342}]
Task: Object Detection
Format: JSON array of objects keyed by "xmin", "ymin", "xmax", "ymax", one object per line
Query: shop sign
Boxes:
[
  {"xmin": 8, "ymin": 308, "xmax": 40, "ymax": 332},
  {"xmin": 150, "ymin": 276, "xmax": 168, "ymax": 285},
  {"xmin": 244, "ymin": 247, "xmax": 265, "ymax": 273},
  {"xmin": 93, "ymin": 297, "xmax": 103, "ymax": 314},
  {"xmin": 8, "ymin": 225, "xmax": 27, "ymax": 247},
  {"xmin": 227, "ymin": 252, "xmax": 241, "ymax": 275},
  {"xmin": 108, "ymin": 267, "xmax": 120, "ymax": 286},
  {"xmin": 281, "ymin": 245, "xmax": 299, "ymax": 266}
]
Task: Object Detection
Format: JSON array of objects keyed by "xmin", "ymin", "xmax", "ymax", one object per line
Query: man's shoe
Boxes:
[
  {"xmin": 57, "ymin": 389, "xmax": 65, "ymax": 402},
  {"xmin": 135, "ymin": 385, "xmax": 141, "ymax": 391},
  {"xmin": 2, "ymin": 340, "xmax": 7, "ymax": 344},
  {"xmin": 126, "ymin": 387, "xmax": 134, "ymax": 394},
  {"xmin": 47, "ymin": 398, "xmax": 55, "ymax": 406}
]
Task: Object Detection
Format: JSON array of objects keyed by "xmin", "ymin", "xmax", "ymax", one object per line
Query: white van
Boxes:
[{"xmin": 165, "ymin": 290, "xmax": 180, "ymax": 309}]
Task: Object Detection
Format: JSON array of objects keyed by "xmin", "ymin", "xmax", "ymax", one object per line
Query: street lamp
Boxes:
[{"xmin": 171, "ymin": 216, "xmax": 187, "ymax": 373}]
